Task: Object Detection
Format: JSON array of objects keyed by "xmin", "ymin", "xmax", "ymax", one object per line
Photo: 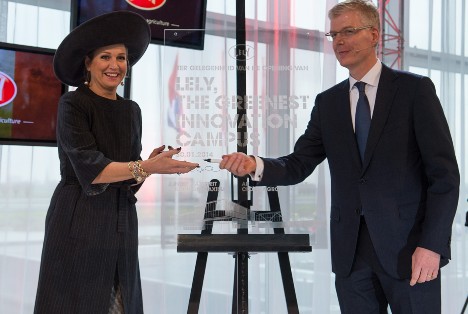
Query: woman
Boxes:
[{"xmin": 33, "ymin": 11, "xmax": 198, "ymax": 314}]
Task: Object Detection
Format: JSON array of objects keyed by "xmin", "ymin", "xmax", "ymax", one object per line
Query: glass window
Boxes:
[
  {"xmin": 291, "ymin": 0, "xmax": 326, "ymax": 32},
  {"xmin": 7, "ymin": 3, "xmax": 69, "ymax": 48},
  {"xmin": 208, "ymin": 0, "xmax": 267, "ymax": 21},
  {"xmin": 409, "ymin": 0, "xmax": 429, "ymax": 50},
  {"xmin": 1, "ymin": 1, "xmax": 467, "ymax": 313},
  {"xmin": 465, "ymin": 2, "xmax": 468, "ymax": 56}
]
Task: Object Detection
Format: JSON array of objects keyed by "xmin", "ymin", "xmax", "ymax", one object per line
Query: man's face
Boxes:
[{"xmin": 329, "ymin": 10, "xmax": 378, "ymax": 79}]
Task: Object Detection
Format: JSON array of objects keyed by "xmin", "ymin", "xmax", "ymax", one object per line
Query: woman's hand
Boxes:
[
  {"xmin": 142, "ymin": 146, "xmax": 199, "ymax": 175},
  {"xmin": 148, "ymin": 144, "xmax": 166, "ymax": 159}
]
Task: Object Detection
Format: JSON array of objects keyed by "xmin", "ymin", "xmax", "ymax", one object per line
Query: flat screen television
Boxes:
[
  {"xmin": 0, "ymin": 42, "xmax": 65, "ymax": 147},
  {"xmin": 71, "ymin": 0, "xmax": 207, "ymax": 50}
]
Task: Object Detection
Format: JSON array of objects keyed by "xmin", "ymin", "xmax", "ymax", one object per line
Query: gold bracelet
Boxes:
[
  {"xmin": 128, "ymin": 161, "xmax": 143, "ymax": 182},
  {"xmin": 135, "ymin": 160, "xmax": 150, "ymax": 178},
  {"xmin": 128, "ymin": 160, "xmax": 150, "ymax": 183}
]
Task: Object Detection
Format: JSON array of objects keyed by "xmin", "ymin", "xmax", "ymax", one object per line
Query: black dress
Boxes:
[{"xmin": 34, "ymin": 85, "xmax": 144, "ymax": 314}]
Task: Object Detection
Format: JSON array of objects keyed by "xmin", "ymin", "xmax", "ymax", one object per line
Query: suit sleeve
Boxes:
[
  {"xmin": 260, "ymin": 95, "xmax": 327, "ymax": 186},
  {"xmin": 413, "ymin": 76, "xmax": 460, "ymax": 259}
]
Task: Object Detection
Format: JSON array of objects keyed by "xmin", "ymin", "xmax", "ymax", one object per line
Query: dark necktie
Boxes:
[{"xmin": 354, "ymin": 81, "xmax": 371, "ymax": 161}]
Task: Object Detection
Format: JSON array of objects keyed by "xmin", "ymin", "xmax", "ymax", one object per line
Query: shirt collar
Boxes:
[{"xmin": 348, "ymin": 59, "xmax": 382, "ymax": 91}]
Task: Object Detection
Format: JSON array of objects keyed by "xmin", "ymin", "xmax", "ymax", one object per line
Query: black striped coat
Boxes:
[{"xmin": 34, "ymin": 85, "xmax": 144, "ymax": 314}]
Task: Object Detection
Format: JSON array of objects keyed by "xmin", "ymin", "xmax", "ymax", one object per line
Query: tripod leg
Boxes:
[
  {"xmin": 187, "ymin": 179, "xmax": 220, "ymax": 313},
  {"xmin": 187, "ymin": 252, "xmax": 208, "ymax": 314},
  {"xmin": 232, "ymin": 255, "xmax": 238, "ymax": 313},
  {"xmin": 461, "ymin": 295, "xmax": 468, "ymax": 314},
  {"xmin": 277, "ymin": 252, "xmax": 299, "ymax": 314},
  {"xmin": 267, "ymin": 188, "xmax": 300, "ymax": 314},
  {"xmin": 232, "ymin": 252, "xmax": 249, "ymax": 314}
]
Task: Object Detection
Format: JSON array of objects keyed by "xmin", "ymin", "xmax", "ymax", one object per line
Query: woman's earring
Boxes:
[{"xmin": 84, "ymin": 71, "xmax": 90, "ymax": 85}]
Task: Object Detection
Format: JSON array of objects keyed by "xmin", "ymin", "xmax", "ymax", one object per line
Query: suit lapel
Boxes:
[{"xmin": 361, "ymin": 64, "xmax": 399, "ymax": 173}]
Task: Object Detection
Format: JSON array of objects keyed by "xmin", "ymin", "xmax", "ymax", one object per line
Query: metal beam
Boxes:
[{"xmin": 378, "ymin": 0, "xmax": 404, "ymax": 69}]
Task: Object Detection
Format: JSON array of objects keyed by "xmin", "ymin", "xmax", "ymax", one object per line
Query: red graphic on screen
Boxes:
[
  {"xmin": 126, "ymin": 0, "xmax": 166, "ymax": 10},
  {"xmin": 10, "ymin": 52, "xmax": 59, "ymax": 140},
  {"xmin": 0, "ymin": 71, "xmax": 18, "ymax": 107}
]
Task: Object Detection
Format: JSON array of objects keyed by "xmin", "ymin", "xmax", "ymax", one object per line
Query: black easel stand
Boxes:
[
  {"xmin": 177, "ymin": 180, "xmax": 312, "ymax": 314},
  {"xmin": 177, "ymin": 1, "xmax": 311, "ymax": 312}
]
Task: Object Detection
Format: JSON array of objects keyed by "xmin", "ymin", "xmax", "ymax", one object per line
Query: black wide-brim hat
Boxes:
[{"xmin": 54, "ymin": 11, "xmax": 151, "ymax": 86}]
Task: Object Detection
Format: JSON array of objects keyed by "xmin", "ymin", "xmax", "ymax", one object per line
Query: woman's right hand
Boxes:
[{"xmin": 141, "ymin": 146, "xmax": 199, "ymax": 175}]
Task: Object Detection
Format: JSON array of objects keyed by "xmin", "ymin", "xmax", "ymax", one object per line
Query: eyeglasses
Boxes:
[{"xmin": 325, "ymin": 26, "xmax": 373, "ymax": 42}]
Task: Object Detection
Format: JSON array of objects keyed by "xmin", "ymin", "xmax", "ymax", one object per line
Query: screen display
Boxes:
[
  {"xmin": 0, "ymin": 43, "xmax": 64, "ymax": 146},
  {"xmin": 71, "ymin": 0, "xmax": 207, "ymax": 50}
]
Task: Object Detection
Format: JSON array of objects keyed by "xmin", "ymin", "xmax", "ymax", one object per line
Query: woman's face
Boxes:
[{"xmin": 85, "ymin": 44, "xmax": 127, "ymax": 98}]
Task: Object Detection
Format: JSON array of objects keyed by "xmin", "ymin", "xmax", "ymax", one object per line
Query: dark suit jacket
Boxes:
[{"xmin": 258, "ymin": 64, "xmax": 460, "ymax": 279}]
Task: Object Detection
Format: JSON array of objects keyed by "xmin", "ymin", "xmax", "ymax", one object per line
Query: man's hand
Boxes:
[
  {"xmin": 410, "ymin": 247, "xmax": 440, "ymax": 286},
  {"xmin": 219, "ymin": 152, "xmax": 257, "ymax": 177}
]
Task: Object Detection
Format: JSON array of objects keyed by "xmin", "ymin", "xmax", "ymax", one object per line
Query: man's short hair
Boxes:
[{"xmin": 328, "ymin": 0, "xmax": 380, "ymax": 31}]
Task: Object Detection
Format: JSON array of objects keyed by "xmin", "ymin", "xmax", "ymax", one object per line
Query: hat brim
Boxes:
[{"xmin": 54, "ymin": 11, "xmax": 151, "ymax": 86}]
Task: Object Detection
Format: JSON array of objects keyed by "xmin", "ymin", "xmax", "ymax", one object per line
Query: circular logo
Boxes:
[
  {"xmin": 126, "ymin": 0, "xmax": 167, "ymax": 10},
  {"xmin": 228, "ymin": 44, "xmax": 254, "ymax": 61},
  {"xmin": 0, "ymin": 71, "xmax": 17, "ymax": 108}
]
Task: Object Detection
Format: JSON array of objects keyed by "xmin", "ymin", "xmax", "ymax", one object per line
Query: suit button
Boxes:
[
  {"xmin": 355, "ymin": 208, "xmax": 362, "ymax": 215},
  {"xmin": 359, "ymin": 178, "xmax": 367, "ymax": 184}
]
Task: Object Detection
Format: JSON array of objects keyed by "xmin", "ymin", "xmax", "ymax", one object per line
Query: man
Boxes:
[{"xmin": 219, "ymin": 0, "xmax": 460, "ymax": 313}]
